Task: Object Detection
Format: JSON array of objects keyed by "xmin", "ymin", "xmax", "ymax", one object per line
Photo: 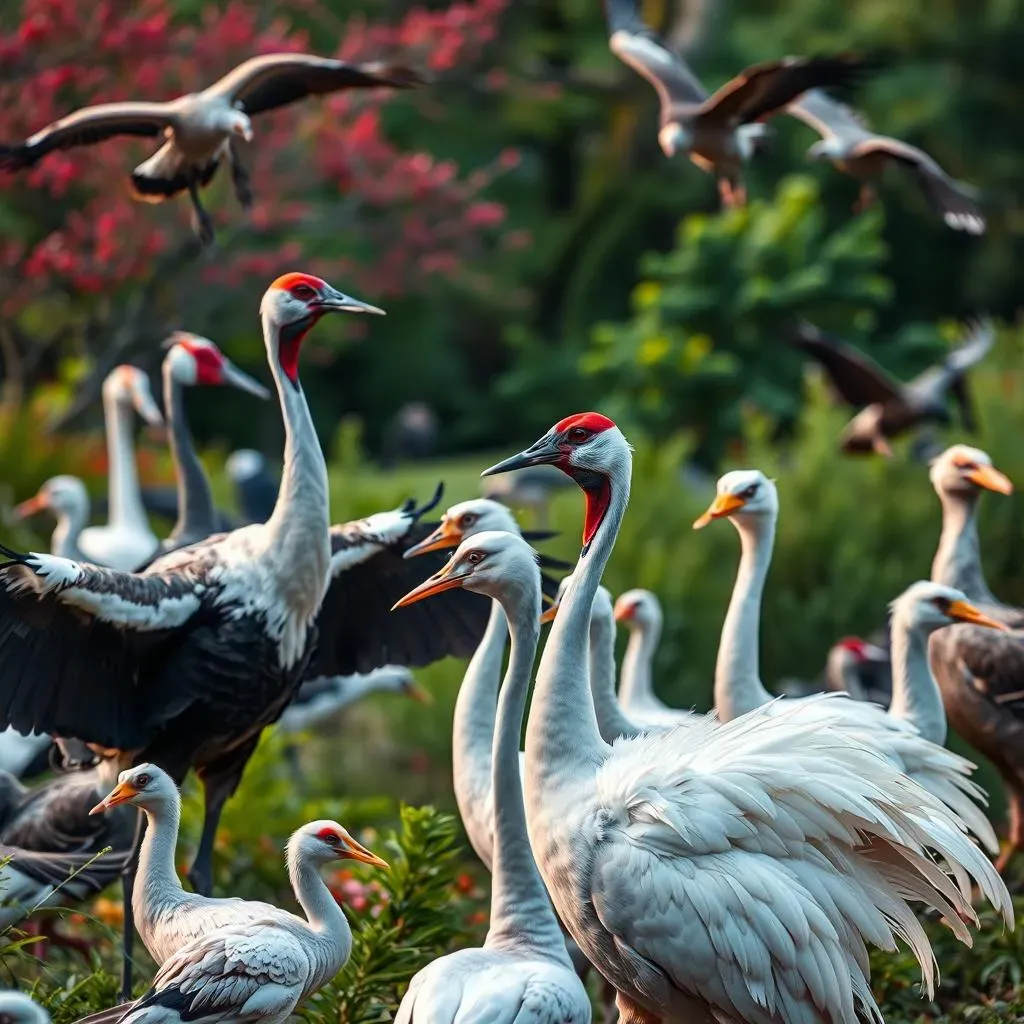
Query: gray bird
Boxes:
[
  {"xmin": 790, "ymin": 318, "xmax": 994, "ymax": 456},
  {"xmin": 787, "ymin": 89, "xmax": 985, "ymax": 233}
]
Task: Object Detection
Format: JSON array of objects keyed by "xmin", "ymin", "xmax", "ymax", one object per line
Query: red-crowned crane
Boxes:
[{"xmin": 0, "ymin": 272, "xmax": 482, "ymax": 994}]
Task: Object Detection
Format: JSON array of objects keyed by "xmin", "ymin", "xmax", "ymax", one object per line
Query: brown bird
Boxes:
[
  {"xmin": 0, "ymin": 54, "xmax": 424, "ymax": 244},
  {"xmin": 604, "ymin": 0, "xmax": 870, "ymax": 206},
  {"xmin": 787, "ymin": 88, "xmax": 984, "ymax": 233}
]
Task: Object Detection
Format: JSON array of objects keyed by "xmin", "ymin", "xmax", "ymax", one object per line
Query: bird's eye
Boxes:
[
  {"xmin": 322, "ymin": 832, "xmax": 340, "ymax": 846},
  {"xmin": 567, "ymin": 427, "xmax": 591, "ymax": 443},
  {"xmin": 931, "ymin": 596, "xmax": 951, "ymax": 613},
  {"xmin": 136, "ymin": 773, "xmax": 150, "ymax": 787},
  {"xmin": 460, "ymin": 513, "xmax": 476, "ymax": 528},
  {"xmin": 292, "ymin": 284, "xmax": 317, "ymax": 301},
  {"xmin": 467, "ymin": 551, "xmax": 484, "ymax": 565},
  {"xmin": 742, "ymin": 484, "xmax": 759, "ymax": 499}
]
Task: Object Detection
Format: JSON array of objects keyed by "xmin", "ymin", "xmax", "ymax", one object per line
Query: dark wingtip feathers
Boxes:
[{"xmin": 0, "ymin": 144, "xmax": 33, "ymax": 172}]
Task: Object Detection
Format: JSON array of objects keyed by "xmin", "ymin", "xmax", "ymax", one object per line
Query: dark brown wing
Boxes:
[
  {"xmin": 308, "ymin": 521, "xmax": 491, "ymax": 678},
  {"xmin": 851, "ymin": 136, "xmax": 985, "ymax": 234},
  {"xmin": 210, "ymin": 54, "xmax": 424, "ymax": 117},
  {"xmin": 699, "ymin": 55, "xmax": 870, "ymax": 128},
  {"xmin": 789, "ymin": 321, "xmax": 903, "ymax": 407},
  {"xmin": 939, "ymin": 625, "xmax": 1024, "ymax": 721},
  {"xmin": 0, "ymin": 103, "xmax": 170, "ymax": 171}
]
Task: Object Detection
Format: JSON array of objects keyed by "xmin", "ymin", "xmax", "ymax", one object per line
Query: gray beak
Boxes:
[
  {"xmin": 862, "ymin": 642, "xmax": 888, "ymax": 662},
  {"xmin": 482, "ymin": 432, "xmax": 562, "ymax": 477},
  {"xmin": 222, "ymin": 360, "xmax": 270, "ymax": 400},
  {"xmin": 319, "ymin": 286, "xmax": 386, "ymax": 316}
]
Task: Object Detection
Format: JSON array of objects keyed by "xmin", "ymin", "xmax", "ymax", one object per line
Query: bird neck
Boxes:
[
  {"xmin": 827, "ymin": 648, "xmax": 867, "ymax": 700},
  {"xmin": 332, "ymin": 672, "xmax": 396, "ymax": 710},
  {"xmin": 452, "ymin": 599, "xmax": 508, "ymax": 864},
  {"xmin": 51, "ymin": 504, "xmax": 88, "ymax": 561},
  {"xmin": 104, "ymin": 393, "xmax": 150, "ymax": 532},
  {"xmin": 588, "ymin": 600, "xmax": 639, "ymax": 743},
  {"xmin": 888, "ymin": 612, "xmax": 947, "ymax": 745},
  {"xmin": 137, "ymin": 797, "xmax": 185, "ymax": 906},
  {"xmin": 163, "ymin": 366, "xmax": 216, "ymax": 546},
  {"xmin": 486, "ymin": 577, "xmax": 569, "ymax": 960},
  {"xmin": 527, "ymin": 465, "xmax": 629, "ymax": 785},
  {"xmin": 260, "ymin": 314, "xmax": 331, "ymax": 629},
  {"xmin": 714, "ymin": 515, "xmax": 774, "ymax": 721},
  {"xmin": 289, "ymin": 849, "xmax": 351, "ymax": 954},
  {"xmin": 932, "ymin": 492, "xmax": 997, "ymax": 604},
  {"xmin": 618, "ymin": 614, "xmax": 662, "ymax": 710}
]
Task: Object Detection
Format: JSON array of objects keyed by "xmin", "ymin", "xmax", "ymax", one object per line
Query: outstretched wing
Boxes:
[
  {"xmin": 0, "ymin": 549, "xmax": 209, "ymax": 749},
  {"xmin": 850, "ymin": 136, "xmax": 985, "ymax": 234},
  {"xmin": 605, "ymin": 0, "xmax": 707, "ymax": 116},
  {"xmin": 700, "ymin": 55, "xmax": 869, "ymax": 128},
  {"xmin": 307, "ymin": 492, "xmax": 491, "ymax": 678},
  {"xmin": 0, "ymin": 103, "xmax": 170, "ymax": 171},
  {"xmin": 210, "ymin": 54, "xmax": 424, "ymax": 116},
  {"xmin": 789, "ymin": 322, "xmax": 902, "ymax": 407},
  {"xmin": 905, "ymin": 319, "xmax": 994, "ymax": 417},
  {"xmin": 785, "ymin": 88, "xmax": 871, "ymax": 142}
]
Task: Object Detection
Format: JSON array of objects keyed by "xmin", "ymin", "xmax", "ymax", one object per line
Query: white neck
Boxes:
[
  {"xmin": 51, "ymin": 505, "xmax": 88, "ymax": 561},
  {"xmin": 713, "ymin": 514, "xmax": 774, "ymax": 721},
  {"xmin": 588, "ymin": 601, "xmax": 640, "ymax": 743},
  {"xmin": 932, "ymin": 492, "xmax": 997, "ymax": 605},
  {"xmin": 452, "ymin": 599, "xmax": 508, "ymax": 866},
  {"xmin": 618, "ymin": 615, "xmax": 662, "ymax": 709},
  {"xmin": 104, "ymin": 393, "xmax": 150, "ymax": 531},
  {"xmin": 289, "ymin": 850, "xmax": 349, "ymax": 940},
  {"xmin": 887, "ymin": 612, "xmax": 947, "ymax": 745},
  {"xmin": 259, "ymin": 314, "xmax": 331, "ymax": 653},
  {"xmin": 486, "ymin": 575, "xmax": 568, "ymax": 960},
  {"xmin": 136, "ymin": 795, "xmax": 186, "ymax": 918},
  {"xmin": 527, "ymin": 466, "xmax": 629, "ymax": 788}
]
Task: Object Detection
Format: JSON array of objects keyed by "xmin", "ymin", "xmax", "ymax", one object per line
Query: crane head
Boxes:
[
  {"xmin": 164, "ymin": 331, "xmax": 269, "ymax": 399},
  {"xmin": 929, "ymin": 444, "xmax": 1012, "ymax": 499}
]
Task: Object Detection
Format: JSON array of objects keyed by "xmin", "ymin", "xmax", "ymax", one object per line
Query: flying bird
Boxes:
[
  {"xmin": 787, "ymin": 88, "xmax": 985, "ymax": 233},
  {"xmin": 790, "ymin": 318, "xmax": 994, "ymax": 456},
  {"xmin": 604, "ymin": 0, "xmax": 868, "ymax": 205},
  {"xmin": 0, "ymin": 55, "xmax": 424, "ymax": 244}
]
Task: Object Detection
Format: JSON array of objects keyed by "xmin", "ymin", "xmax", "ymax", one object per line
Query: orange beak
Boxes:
[
  {"xmin": 965, "ymin": 464, "xmax": 1013, "ymax": 496},
  {"xmin": 392, "ymin": 560, "xmax": 469, "ymax": 610},
  {"xmin": 404, "ymin": 679, "xmax": 434, "ymax": 705},
  {"xmin": 539, "ymin": 598, "xmax": 560, "ymax": 624},
  {"xmin": 342, "ymin": 838, "xmax": 389, "ymax": 870},
  {"xmin": 613, "ymin": 602, "xmax": 637, "ymax": 623},
  {"xmin": 946, "ymin": 599, "xmax": 1011, "ymax": 632},
  {"xmin": 693, "ymin": 493, "xmax": 746, "ymax": 530},
  {"xmin": 89, "ymin": 780, "xmax": 139, "ymax": 815},
  {"xmin": 12, "ymin": 493, "xmax": 48, "ymax": 520},
  {"xmin": 403, "ymin": 520, "xmax": 463, "ymax": 559}
]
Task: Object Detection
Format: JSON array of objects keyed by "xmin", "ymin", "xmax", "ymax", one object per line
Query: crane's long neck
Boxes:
[
  {"xmin": 51, "ymin": 505, "xmax": 88, "ymax": 561},
  {"xmin": 260, "ymin": 315, "xmax": 331, "ymax": 642},
  {"xmin": 528, "ymin": 464, "xmax": 629, "ymax": 783},
  {"xmin": 104, "ymin": 395, "xmax": 149, "ymax": 530},
  {"xmin": 888, "ymin": 612, "xmax": 947, "ymax": 745},
  {"xmin": 487, "ymin": 577, "xmax": 568, "ymax": 959},
  {"xmin": 452, "ymin": 599, "xmax": 508, "ymax": 860},
  {"xmin": 289, "ymin": 850, "xmax": 348, "ymax": 941},
  {"xmin": 618, "ymin": 614, "xmax": 662, "ymax": 709},
  {"xmin": 164, "ymin": 367, "xmax": 216, "ymax": 546},
  {"xmin": 589, "ymin": 596, "xmax": 639, "ymax": 743},
  {"xmin": 136, "ymin": 797, "xmax": 185, "ymax": 911},
  {"xmin": 714, "ymin": 514, "xmax": 774, "ymax": 721},
  {"xmin": 932, "ymin": 492, "xmax": 997, "ymax": 605}
]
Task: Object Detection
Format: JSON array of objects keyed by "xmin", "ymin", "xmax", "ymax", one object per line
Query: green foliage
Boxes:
[
  {"xmin": 299, "ymin": 805, "xmax": 475, "ymax": 1024},
  {"xmin": 584, "ymin": 175, "xmax": 893, "ymax": 464}
]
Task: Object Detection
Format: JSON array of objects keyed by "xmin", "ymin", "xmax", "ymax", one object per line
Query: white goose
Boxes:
[
  {"xmin": 483, "ymin": 412, "xmax": 1012, "ymax": 1024},
  {"xmin": 12, "ymin": 475, "xmax": 91, "ymax": 562},
  {"xmin": 90, "ymin": 763, "xmax": 385, "ymax": 965},
  {"xmin": 107, "ymin": 819, "xmax": 386, "ymax": 1024},
  {"xmin": 78, "ymin": 364, "xmax": 164, "ymax": 570},
  {"xmin": 393, "ymin": 531, "xmax": 590, "ymax": 1024},
  {"xmin": 695, "ymin": 468, "xmax": 1007, "ymax": 858}
]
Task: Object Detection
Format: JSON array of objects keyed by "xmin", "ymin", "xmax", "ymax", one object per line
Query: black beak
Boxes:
[
  {"xmin": 318, "ymin": 285, "xmax": 386, "ymax": 316},
  {"xmin": 482, "ymin": 433, "xmax": 562, "ymax": 477}
]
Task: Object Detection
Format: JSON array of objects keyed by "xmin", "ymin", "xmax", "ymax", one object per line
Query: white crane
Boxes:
[
  {"xmin": 77, "ymin": 364, "xmax": 164, "ymax": 570},
  {"xmin": 482, "ymin": 412, "xmax": 1013, "ymax": 1024},
  {"xmin": 90, "ymin": 763, "xmax": 384, "ymax": 965},
  {"xmin": 0, "ymin": 55, "xmax": 423, "ymax": 244},
  {"xmin": 0, "ymin": 992, "xmax": 50, "ymax": 1024},
  {"xmin": 103, "ymin": 819, "xmax": 387, "ymax": 1024},
  {"xmin": 12, "ymin": 475, "xmax": 91, "ymax": 562},
  {"xmin": 393, "ymin": 531, "xmax": 591, "ymax": 1024},
  {"xmin": 695, "ymin": 467, "xmax": 1008, "ymax": 861}
]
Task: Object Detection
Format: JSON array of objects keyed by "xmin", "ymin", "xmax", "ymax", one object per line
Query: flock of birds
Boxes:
[{"xmin": 0, "ymin": 3, "xmax": 1016, "ymax": 1024}]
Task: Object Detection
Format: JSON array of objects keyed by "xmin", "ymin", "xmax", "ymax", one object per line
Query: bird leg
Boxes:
[
  {"xmin": 871, "ymin": 434, "xmax": 894, "ymax": 458},
  {"xmin": 187, "ymin": 181, "xmax": 216, "ymax": 247},
  {"xmin": 717, "ymin": 177, "xmax": 747, "ymax": 209},
  {"xmin": 615, "ymin": 993, "xmax": 661, "ymax": 1024},
  {"xmin": 228, "ymin": 141, "xmax": 253, "ymax": 211},
  {"xmin": 995, "ymin": 790, "xmax": 1023, "ymax": 880},
  {"xmin": 853, "ymin": 184, "xmax": 877, "ymax": 216},
  {"xmin": 119, "ymin": 808, "xmax": 146, "ymax": 1001}
]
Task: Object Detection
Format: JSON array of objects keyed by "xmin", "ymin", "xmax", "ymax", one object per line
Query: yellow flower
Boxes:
[
  {"xmin": 634, "ymin": 282, "xmax": 662, "ymax": 309},
  {"xmin": 638, "ymin": 335, "xmax": 670, "ymax": 366},
  {"xmin": 681, "ymin": 333, "xmax": 712, "ymax": 371}
]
